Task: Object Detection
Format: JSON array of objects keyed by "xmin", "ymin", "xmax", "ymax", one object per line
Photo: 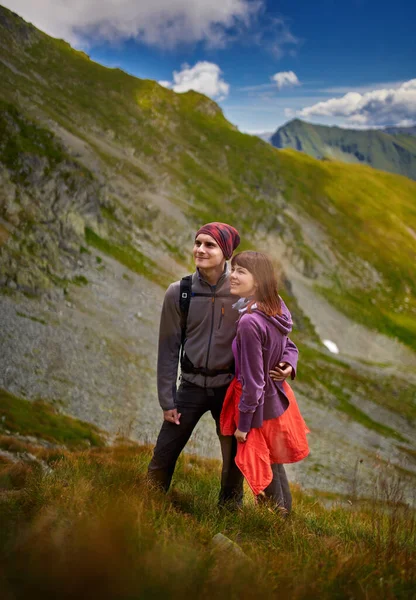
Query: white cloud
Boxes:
[
  {"xmin": 320, "ymin": 81, "xmax": 405, "ymax": 95},
  {"xmin": 238, "ymin": 82, "xmax": 275, "ymax": 92},
  {"xmin": 271, "ymin": 71, "xmax": 300, "ymax": 90},
  {"xmin": 158, "ymin": 80, "xmax": 171, "ymax": 89},
  {"xmin": 267, "ymin": 17, "xmax": 300, "ymax": 60},
  {"xmin": 237, "ymin": 71, "xmax": 301, "ymax": 97},
  {"xmin": 296, "ymin": 79, "xmax": 416, "ymax": 127},
  {"xmin": 162, "ymin": 62, "xmax": 230, "ymax": 100},
  {"xmin": 5, "ymin": 0, "xmax": 262, "ymax": 48}
]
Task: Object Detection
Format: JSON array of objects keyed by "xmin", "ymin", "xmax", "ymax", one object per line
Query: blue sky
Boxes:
[{"xmin": 7, "ymin": 0, "xmax": 416, "ymax": 132}]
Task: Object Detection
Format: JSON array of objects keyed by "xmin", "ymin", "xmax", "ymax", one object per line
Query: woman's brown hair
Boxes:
[{"xmin": 231, "ymin": 251, "xmax": 282, "ymax": 316}]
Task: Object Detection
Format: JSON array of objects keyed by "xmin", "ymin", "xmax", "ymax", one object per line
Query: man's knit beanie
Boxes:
[{"xmin": 195, "ymin": 222, "xmax": 240, "ymax": 260}]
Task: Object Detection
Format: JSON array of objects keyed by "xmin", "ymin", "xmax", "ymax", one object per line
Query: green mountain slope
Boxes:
[
  {"xmin": 1, "ymin": 6, "xmax": 416, "ymax": 348},
  {"xmin": 385, "ymin": 125, "xmax": 416, "ymax": 136},
  {"xmin": 1, "ymin": 4, "xmax": 416, "ymax": 349},
  {"xmin": 1, "ymin": 5, "xmax": 415, "ymax": 350},
  {"xmin": 271, "ymin": 119, "xmax": 416, "ymax": 180}
]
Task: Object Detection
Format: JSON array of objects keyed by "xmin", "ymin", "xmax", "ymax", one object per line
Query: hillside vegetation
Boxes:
[
  {"xmin": 1, "ymin": 7, "xmax": 416, "ymax": 351},
  {"xmin": 0, "ymin": 398, "xmax": 415, "ymax": 600}
]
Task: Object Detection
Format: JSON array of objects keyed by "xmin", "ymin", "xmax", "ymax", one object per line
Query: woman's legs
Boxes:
[{"xmin": 262, "ymin": 464, "xmax": 292, "ymax": 513}]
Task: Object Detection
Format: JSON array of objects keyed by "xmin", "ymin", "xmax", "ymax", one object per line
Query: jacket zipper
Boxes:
[
  {"xmin": 204, "ymin": 289, "xmax": 216, "ymax": 386},
  {"xmin": 218, "ymin": 303, "xmax": 224, "ymax": 329}
]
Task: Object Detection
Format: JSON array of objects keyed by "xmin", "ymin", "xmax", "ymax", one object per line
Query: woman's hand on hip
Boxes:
[
  {"xmin": 234, "ymin": 428, "xmax": 248, "ymax": 443},
  {"xmin": 270, "ymin": 362, "xmax": 292, "ymax": 381},
  {"xmin": 163, "ymin": 408, "xmax": 181, "ymax": 425}
]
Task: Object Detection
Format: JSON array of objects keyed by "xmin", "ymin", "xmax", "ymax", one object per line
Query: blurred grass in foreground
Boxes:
[{"xmin": 0, "ymin": 434, "xmax": 415, "ymax": 599}]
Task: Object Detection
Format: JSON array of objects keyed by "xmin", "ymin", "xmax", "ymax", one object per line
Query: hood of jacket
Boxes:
[
  {"xmin": 238, "ymin": 297, "xmax": 293, "ymax": 336},
  {"xmin": 261, "ymin": 298, "xmax": 293, "ymax": 336}
]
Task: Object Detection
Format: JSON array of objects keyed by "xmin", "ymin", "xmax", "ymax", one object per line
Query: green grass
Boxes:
[
  {"xmin": 71, "ymin": 275, "xmax": 88, "ymax": 286},
  {"xmin": 336, "ymin": 396, "xmax": 408, "ymax": 442},
  {"xmin": 276, "ymin": 150, "xmax": 416, "ymax": 350},
  {"xmin": 100, "ymin": 205, "xmax": 119, "ymax": 222},
  {"xmin": 0, "ymin": 100, "xmax": 91, "ymax": 187},
  {"xmin": 84, "ymin": 227, "xmax": 171, "ymax": 287},
  {"xmin": 319, "ymin": 286, "xmax": 416, "ymax": 351},
  {"xmin": 0, "ymin": 389, "xmax": 105, "ymax": 448},
  {"xmin": 0, "ymin": 439, "xmax": 414, "ymax": 599},
  {"xmin": 0, "ymin": 101, "xmax": 65, "ymax": 177},
  {"xmin": 15, "ymin": 311, "xmax": 47, "ymax": 326},
  {"xmin": 295, "ymin": 343, "xmax": 416, "ymax": 430}
]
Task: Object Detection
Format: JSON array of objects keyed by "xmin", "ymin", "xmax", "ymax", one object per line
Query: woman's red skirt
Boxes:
[{"xmin": 220, "ymin": 378, "xmax": 310, "ymax": 495}]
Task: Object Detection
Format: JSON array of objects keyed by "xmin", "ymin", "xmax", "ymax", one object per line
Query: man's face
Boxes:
[{"xmin": 193, "ymin": 233, "xmax": 225, "ymax": 270}]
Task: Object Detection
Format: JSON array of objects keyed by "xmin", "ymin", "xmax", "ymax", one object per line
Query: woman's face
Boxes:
[
  {"xmin": 193, "ymin": 233, "xmax": 225, "ymax": 270},
  {"xmin": 230, "ymin": 264, "xmax": 257, "ymax": 298}
]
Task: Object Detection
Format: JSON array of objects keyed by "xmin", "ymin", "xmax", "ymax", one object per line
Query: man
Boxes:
[{"xmin": 148, "ymin": 222, "xmax": 296, "ymax": 507}]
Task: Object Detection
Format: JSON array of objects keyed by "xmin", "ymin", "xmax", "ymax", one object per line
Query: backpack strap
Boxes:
[{"xmin": 179, "ymin": 275, "xmax": 193, "ymax": 361}]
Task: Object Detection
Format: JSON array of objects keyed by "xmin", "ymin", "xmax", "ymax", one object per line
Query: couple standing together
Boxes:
[{"xmin": 148, "ymin": 222, "xmax": 309, "ymax": 512}]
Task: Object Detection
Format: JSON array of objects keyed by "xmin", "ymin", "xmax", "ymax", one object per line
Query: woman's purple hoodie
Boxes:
[{"xmin": 234, "ymin": 299, "xmax": 299, "ymax": 433}]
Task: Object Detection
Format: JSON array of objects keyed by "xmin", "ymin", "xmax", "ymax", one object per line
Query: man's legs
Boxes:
[
  {"xmin": 148, "ymin": 382, "xmax": 206, "ymax": 492},
  {"xmin": 211, "ymin": 386, "xmax": 244, "ymax": 507}
]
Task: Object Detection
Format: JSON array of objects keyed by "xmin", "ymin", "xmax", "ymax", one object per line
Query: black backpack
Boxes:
[{"xmin": 179, "ymin": 275, "xmax": 193, "ymax": 363}]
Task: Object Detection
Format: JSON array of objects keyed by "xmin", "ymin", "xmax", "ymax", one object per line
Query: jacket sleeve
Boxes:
[
  {"xmin": 236, "ymin": 315, "xmax": 266, "ymax": 433},
  {"xmin": 157, "ymin": 283, "xmax": 182, "ymax": 411},
  {"xmin": 281, "ymin": 337, "xmax": 299, "ymax": 380}
]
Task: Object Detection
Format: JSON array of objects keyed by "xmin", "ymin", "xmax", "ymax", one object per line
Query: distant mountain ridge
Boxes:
[
  {"xmin": 384, "ymin": 125, "xmax": 416, "ymax": 136},
  {"xmin": 270, "ymin": 119, "xmax": 416, "ymax": 180}
]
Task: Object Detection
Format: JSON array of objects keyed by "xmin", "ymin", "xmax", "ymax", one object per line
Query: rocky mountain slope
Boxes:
[
  {"xmin": 1, "ymin": 6, "xmax": 415, "ymax": 499},
  {"xmin": 271, "ymin": 119, "xmax": 416, "ymax": 180}
]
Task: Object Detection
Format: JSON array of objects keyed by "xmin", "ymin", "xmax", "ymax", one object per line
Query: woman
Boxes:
[{"xmin": 220, "ymin": 251, "xmax": 309, "ymax": 513}]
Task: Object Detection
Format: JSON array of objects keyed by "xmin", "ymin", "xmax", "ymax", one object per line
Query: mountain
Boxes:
[
  {"xmin": 385, "ymin": 125, "xmax": 416, "ymax": 136},
  {"xmin": 271, "ymin": 119, "xmax": 416, "ymax": 180},
  {"xmin": 0, "ymin": 6, "xmax": 415, "ymax": 498}
]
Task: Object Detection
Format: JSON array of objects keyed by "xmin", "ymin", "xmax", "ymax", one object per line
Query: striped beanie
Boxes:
[{"xmin": 195, "ymin": 222, "xmax": 240, "ymax": 260}]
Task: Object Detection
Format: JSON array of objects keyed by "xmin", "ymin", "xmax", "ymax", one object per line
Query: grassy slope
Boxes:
[
  {"xmin": 297, "ymin": 343, "xmax": 416, "ymax": 437},
  {"xmin": 0, "ymin": 397, "xmax": 415, "ymax": 599},
  {"xmin": 271, "ymin": 119, "xmax": 416, "ymax": 180},
  {"xmin": 0, "ymin": 388, "xmax": 105, "ymax": 447},
  {"xmin": 277, "ymin": 150, "xmax": 416, "ymax": 348}
]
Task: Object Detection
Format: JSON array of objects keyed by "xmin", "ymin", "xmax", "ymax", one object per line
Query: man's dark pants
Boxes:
[{"xmin": 148, "ymin": 380, "xmax": 244, "ymax": 506}]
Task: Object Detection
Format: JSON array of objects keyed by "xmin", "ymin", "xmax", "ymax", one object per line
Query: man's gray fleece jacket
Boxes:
[
  {"xmin": 157, "ymin": 268, "xmax": 237, "ymax": 410},
  {"xmin": 157, "ymin": 267, "xmax": 298, "ymax": 411}
]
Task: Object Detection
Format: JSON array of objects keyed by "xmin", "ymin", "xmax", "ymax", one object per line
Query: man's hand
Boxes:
[
  {"xmin": 270, "ymin": 362, "xmax": 293, "ymax": 381},
  {"xmin": 234, "ymin": 428, "xmax": 248, "ymax": 443},
  {"xmin": 163, "ymin": 408, "xmax": 181, "ymax": 425}
]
